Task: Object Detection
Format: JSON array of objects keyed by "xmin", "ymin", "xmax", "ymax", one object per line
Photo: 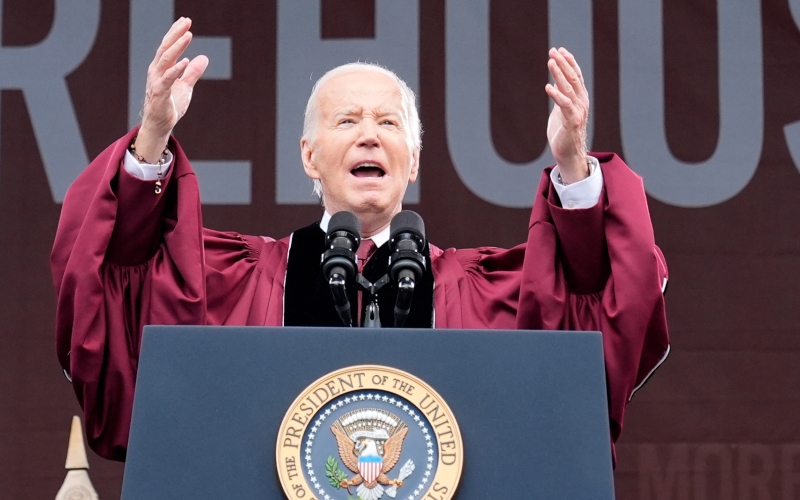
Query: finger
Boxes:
[
  {"xmin": 557, "ymin": 48, "xmax": 583, "ymax": 81},
  {"xmin": 154, "ymin": 58, "xmax": 190, "ymax": 94},
  {"xmin": 550, "ymin": 48, "xmax": 581, "ymax": 97},
  {"xmin": 149, "ymin": 19, "xmax": 192, "ymax": 80},
  {"xmin": 558, "ymin": 47, "xmax": 588, "ymax": 99},
  {"xmin": 153, "ymin": 17, "xmax": 191, "ymax": 65},
  {"xmin": 179, "ymin": 55, "xmax": 209, "ymax": 88},
  {"xmin": 554, "ymin": 47, "xmax": 588, "ymax": 104},
  {"xmin": 547, "ymin": 55, "xmax": 574, "ymax": 99},
  {"xmin": 153, "ymin": 31, "xmax": 193, "ymax": 77},
  {"xmin": 545, "ymin": 83, "xmax": 573, "ymax": 111},
  {"xmin": 545, "ymin": 80, "xmax": 586, "ymax": 131}
]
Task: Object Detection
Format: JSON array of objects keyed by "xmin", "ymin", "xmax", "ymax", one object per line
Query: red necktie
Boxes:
[
  {"xmin": 356, "ymin": 238, "xmax": 377, "ymax": 273},
  {"xmin": 355, "ymin": 239, "xmax": 377, "ymax": 325}
]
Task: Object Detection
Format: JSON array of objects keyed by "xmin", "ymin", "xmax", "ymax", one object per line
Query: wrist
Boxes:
[
  {"xmin": 129, "ymin": 134, "xmax": 169, "ymax": 194},
  {"xmin": 556, "ymin": 154, "xmax": 590, "ymax": 185},
  {"xmin": 134, "ymin": 124, "xmax": 171, "ymax": 164}
]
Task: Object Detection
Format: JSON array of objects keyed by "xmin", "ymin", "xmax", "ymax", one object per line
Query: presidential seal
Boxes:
[{"xmin": 277, "ymin": 365, "xmax": 462, "ymax": 500}]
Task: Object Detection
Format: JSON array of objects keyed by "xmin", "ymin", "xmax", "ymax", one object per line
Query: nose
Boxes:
[{"xmin": 357, "ymin": 119, "xmax": 380, "ymax": 148}]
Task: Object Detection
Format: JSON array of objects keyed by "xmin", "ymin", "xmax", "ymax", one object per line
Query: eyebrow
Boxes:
[
  {"xmin": 335, "ymin": 106, "xmax": 362, "ymax": 116},
  {"xmin": 374, "ymin": 107, "xmax": 402, "ymax": 118},
  {"xmin": 333, "ymin": 106, "xmax": 404, "ymax": 118}
]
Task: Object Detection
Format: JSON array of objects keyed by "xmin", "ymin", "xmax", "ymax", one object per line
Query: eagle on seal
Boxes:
[{"xmin": 331, "ymin": 423, "xmax": 409, "ymax": 500}]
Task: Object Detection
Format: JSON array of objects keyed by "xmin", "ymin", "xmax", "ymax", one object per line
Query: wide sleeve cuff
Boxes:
[
  {"xmin": 123, "ymin": 149, "xmax": 174, "ymax": 180},
  {"xmin": 550, "ymin": 155, "xmax": 603, "ymax": 209}
]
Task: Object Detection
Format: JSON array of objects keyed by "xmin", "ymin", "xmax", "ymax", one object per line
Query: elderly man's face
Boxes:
[{"xmin": 301, "ymin": 70, "xmax": 419, "ymax": 223}]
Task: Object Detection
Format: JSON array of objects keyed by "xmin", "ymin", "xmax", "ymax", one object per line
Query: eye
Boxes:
[
  {"xmin": 381, "ymin": 119, "xmax": 398, "ymax": 126},
  {"xmin": 339, "ymin": 119, "xmax": 354, "ymax": 125}
]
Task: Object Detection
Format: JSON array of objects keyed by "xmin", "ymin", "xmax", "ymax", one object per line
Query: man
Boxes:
[{"xmin": 52, "ymin": 18, "xmax": 669, "ymax": 462}]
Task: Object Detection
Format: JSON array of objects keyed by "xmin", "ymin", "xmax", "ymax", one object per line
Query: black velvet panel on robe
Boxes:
[{"xmin": 283, "ymin": 223, "xmax": 434, "ymax": 328}]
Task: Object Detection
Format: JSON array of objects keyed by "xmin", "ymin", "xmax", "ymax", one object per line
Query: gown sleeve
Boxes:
[
  {"xmin": 516, "ymin": 152, "xmax": 669, "ymax": 447},
  {"xmin": 431, "ymin": 153, "xmax": 668, "ymax": 457},
  {"xmin": 51, "ymin": 129, "xmax": 263, "ymax": 460}
]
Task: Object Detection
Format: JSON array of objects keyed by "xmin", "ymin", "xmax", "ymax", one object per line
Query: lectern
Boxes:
[{"xmin": 121, "ymin": 326, "xmax": 615, "ymax": 499}]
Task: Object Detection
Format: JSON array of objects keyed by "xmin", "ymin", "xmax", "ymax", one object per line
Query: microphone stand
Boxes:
[
  {"xmin": 327, "ymin": 274, "xmax": 352, "ymax": 326},
  {"xmin": 393, "ymin": 275, "xmax": 415, "ymax": 327},
  {"xmin": 355, "ymin": 273, "xmax": 390, "ymax": 327}
]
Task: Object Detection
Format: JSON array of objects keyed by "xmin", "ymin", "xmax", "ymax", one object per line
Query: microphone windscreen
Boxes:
[
  {"xmin": 327, "ymin": 211, "xmax": 361, "ymax": 240},
  {"xmin": 390, "ymin": 210, "xmax": 426, "ymax": 244}
]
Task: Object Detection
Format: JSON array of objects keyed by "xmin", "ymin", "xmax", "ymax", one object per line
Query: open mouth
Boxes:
[{"xmin": 350, "ymin": 162, "xmax": 386, "ymax": 178}]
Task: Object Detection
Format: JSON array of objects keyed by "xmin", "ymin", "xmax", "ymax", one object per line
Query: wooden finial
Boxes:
[
  {"xmin": 65, "ymin": 415, "xmax": 89, "ymax": 470},
  {"xmin": 56, "ymin": 416, "xmax": 98, "ymax": 500}
]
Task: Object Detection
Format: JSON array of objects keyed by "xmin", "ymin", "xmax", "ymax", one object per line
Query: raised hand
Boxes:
[
  {"xmin": 545, "ymin": 47, "xmax": 590, "ymax": 185},
  {"xmin": 134, "ymin": 17, "xmax": 209, "ymax": 163}
]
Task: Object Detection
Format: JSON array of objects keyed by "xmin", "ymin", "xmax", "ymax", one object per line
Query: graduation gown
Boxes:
[{"xmin": 52, "ymin": 128, "xmax": 669, "ymax": 462}]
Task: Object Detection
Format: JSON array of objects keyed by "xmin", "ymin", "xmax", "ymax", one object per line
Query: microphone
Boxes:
[
  {"xmin": 388, "ymin": 211, "xmax": 427, "ymax": 327},
  {"xmin": 322, "ymin": 211, "xmax": 361, "ymax": 326}
]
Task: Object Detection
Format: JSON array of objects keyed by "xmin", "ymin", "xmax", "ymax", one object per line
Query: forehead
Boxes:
[{"xmin": 317, "ymin": 69, "xmax": 404, "ymax": 115}]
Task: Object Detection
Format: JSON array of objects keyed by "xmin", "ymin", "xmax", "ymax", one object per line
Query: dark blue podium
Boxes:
[{"xmin": 121, "ymin": 326, "xmax": 615, "ymax": 499}]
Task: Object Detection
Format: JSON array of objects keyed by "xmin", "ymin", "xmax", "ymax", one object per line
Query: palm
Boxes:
[
  {"xmin": 547, "ymin": 104, "xmax": 586, "ymax": 163},
  {"xmin": 156, "ymin": 70, "xmax": 199, "ymax": 128},
  {"xmin": 547, "ymin": 107, "xmax": 570, "ymax": 160}
]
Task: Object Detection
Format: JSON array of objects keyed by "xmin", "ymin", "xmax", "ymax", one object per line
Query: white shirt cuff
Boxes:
[
  {"xmin": 550, "ymin": 155, "xmax": 603, "ymax": 209},
  {"xmin": 123, "ymin": 150, "xmax": 174, "ymax": 181}
]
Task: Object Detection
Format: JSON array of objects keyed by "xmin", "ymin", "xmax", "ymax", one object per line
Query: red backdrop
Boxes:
[{"xmin": 2, "ymin": 1, "xmax": 799, "ymax": 498}]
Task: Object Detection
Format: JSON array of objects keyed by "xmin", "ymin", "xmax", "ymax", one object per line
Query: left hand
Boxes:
[{"xmin": 545, "ymin": 47, "xmax": 589, "ymax": 184}]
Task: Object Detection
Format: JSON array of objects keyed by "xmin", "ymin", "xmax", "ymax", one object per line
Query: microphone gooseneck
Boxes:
[
  {"xmin": 321, "ymin": 211, "xmax": 361, "ymax": 327},
  {"xmin": 388, "ymin": 211, "xmax": 427, "ymax": 327}
]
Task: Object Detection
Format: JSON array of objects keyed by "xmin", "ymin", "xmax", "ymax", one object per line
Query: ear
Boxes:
[
  {"xmin": 301, "ymin": 138, "xmax": 320, "ymax": 180},
  {"xmin": 408, "ymin": 146, "xmax": 420, "ymax": 183}
]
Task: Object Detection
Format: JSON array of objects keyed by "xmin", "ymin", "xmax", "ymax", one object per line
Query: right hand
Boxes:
[{"xmin": 135, "ymin": 17, "xmax": 208, "ymax": 163}]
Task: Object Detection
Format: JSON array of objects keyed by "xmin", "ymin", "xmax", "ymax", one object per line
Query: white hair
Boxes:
[{"xmin": 301, "ymin": 62, "xmax": 423, "ymax": 198}]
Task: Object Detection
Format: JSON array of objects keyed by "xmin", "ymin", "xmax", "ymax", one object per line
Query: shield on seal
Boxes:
[{"xmin": 359, "ymin": 455, "xmax": 382, "ymax": 483}]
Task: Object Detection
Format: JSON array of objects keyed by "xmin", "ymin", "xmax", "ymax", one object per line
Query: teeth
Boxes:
[{"xmin": 351, "ymin": 163, "xmax": 385, "ymax": 177}]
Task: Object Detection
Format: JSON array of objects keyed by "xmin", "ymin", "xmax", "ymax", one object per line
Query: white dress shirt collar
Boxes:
[{"xmin": 320, "ymin": 211, "xmax": 391, "ymax": 247}]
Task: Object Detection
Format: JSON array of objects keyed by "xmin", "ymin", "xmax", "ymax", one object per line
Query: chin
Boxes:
[
  {"xmin": 347, "ymin": 193, "xmax": 393, "ymax": 213},
  {"xmin": 349, "ymin": 201, "xmax": 389, "ymax": 216}
]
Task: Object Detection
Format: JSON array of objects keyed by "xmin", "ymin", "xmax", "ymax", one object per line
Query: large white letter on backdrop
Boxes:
[
  {"xmin": 444, "ymin": 0, "xmax": 594, "ymax": 208},
  {"xmin": 619, "ymin": 0, "xmax": 763, "ymax": 207},
  {"xmin": 0, "ymin": 0, "xmax": 99, "ymax": 202},
  {"xmin": 276, "ymin": 0, "xmax": 420, "ymax": 204}
]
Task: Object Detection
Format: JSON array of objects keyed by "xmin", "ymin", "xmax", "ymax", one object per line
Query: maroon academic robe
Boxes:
[{"xmin": 52, "ymin": 128, "xmax": 669, "ymax": 462}]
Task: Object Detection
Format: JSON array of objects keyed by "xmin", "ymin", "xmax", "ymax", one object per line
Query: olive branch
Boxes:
[{"xmin": 325, "ymin": 456, "xmax": 349, "ymax": 488}]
